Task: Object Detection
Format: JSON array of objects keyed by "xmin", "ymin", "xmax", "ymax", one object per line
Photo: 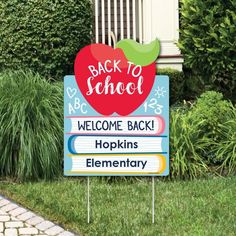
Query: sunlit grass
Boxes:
[{"xmin": 1, "ymin": 177, "xmax": 236, "ymax": 236}]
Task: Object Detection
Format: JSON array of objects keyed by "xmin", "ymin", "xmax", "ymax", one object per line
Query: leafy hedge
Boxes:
[
  {"xmin": 179, "ymin": 0, "xmax": 236, "ymax": 92},
  {"xmin": 157, "ymin": 68, "xmax": 185, "ymax": 104},
  {"xmin": 0, "ymin": 71, "xmax": 63, "ymax": 180},
  {"xmin": 0, "ymin": 0, "xmax": 93, "ymax": 79},
  {"xmin": 192, "ymin": 92, "xmax": 236, "ymax": 173},
  {"xmin": 171, "ymin": 91, "xmax": 236, "ymax": 179}
]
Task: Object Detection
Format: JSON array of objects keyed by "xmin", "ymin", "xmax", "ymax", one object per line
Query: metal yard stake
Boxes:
[
  {"xmin": 87, "ymin": 177, "xmax": 90, "ymax": 224},
  {"xmin": 152, "ymin": 176, "xmax": 155, "ymax": 224}
]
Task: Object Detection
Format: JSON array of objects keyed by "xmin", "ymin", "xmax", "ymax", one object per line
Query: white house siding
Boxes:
[
  {"xmin": 95, "ymin": 0, "xmax": 141, "ymax": 44},
  {"xmin": 93, "ymin": 0, "xmax": 183, "ymax": 70},
  {"xmin": 142, "ymin": 0, "xmax": 183, "ymax": 70}
]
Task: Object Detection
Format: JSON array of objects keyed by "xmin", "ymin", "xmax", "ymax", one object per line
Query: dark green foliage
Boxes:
[
  {"xmin": 191, "ymin": 91, "xmax": 234, "ymax": 135},
  {"xmin": 193, "ymin": 92, "xmax": 236, "ymax": 171},
  {"xmin": 0, "ymin": 70, "xmax": 63, "ymax": 180},
  {"xmin": 181, "ymin": 71, "xmax": 207, "ymax": 101},
  {"xmin": 157, "ymin": 68, "xmax": 185, "ymax": 104},
  {"xmin": 213, "ymin": 116, "xmax": 236, "ymax": 174},
  {"xmin": 179, "ymin": 0, "xmax": 236, "ymax": 93},
  {"xmin": 170, "ymin": 108, "xmax": 208, "ymax": 179},
  {"xmin": 170, "ymin": 91, "xmax": 236, "ymax": 179},
  {"xmin": 0, "ymin": 0, "xmax": 93, "ymax": 79}
]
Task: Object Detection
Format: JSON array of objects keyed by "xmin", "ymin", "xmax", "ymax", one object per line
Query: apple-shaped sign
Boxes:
[{"xmin": 74, "ymin": 39, "xmax": 160, "ymax": 116}]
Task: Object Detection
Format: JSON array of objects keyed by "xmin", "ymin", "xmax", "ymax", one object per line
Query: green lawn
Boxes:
[{"xmin": 0, "ymin": 177, "xmax": 236, "ymax": 236}]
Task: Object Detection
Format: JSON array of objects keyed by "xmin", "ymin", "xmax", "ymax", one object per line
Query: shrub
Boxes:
[
  {"xmin": 213, "ymin": 116, "xmax": 236, "ymax": 174},
  {"xmin": 182, "ymin": 71, "xmax": 208, "ymax": 101},
  {"xmin": 179, "ymin": 0, "xmax": 236, "ymax": 93},
  {"xmin": 157, "ymin": 68, "xmax": 185, "ymax": 104},
  {"xmin": 0, "ymin": 70, "xmax": 63, "ymax": 180},
  {"xmin": 0, "ymin": 0, "xmax": 93, "ymax": 79},
  {"xmin": 193, "ymin": 92, "xmax": 236, "ymax": 171},
  {"xmin": 170, "ymin": 108, "xmax": 208, "ymax": 179},
  {"xmin": 170, "ymin": 91, "xmax": 236, "ymax": 178},
  {"xmin": 191, "ymin": 91, "xmax": 234, "ymax": 138}
]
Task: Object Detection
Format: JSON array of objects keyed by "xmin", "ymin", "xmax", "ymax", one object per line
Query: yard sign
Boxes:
[{"xmin": 64, "ymin": 39, "xmax": 169, "ymax": 176}]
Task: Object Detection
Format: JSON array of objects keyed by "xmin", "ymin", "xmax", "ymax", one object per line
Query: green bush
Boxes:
[
  {"xmin": 0, "ymin": 70, "xmax": 63, "ymax": 180},
  {"xmin": 0, "ymin": 0, "xmax": 93, "ymax": 79},
  {"xmin": 182, "ymin": 71, "xmax": 207, "ymax": 101},
  {"xmin": 213, "ymin": 116, "xmax": 236, "ymax": 174},
  {"xmin": 191, "ymin": 91, "xmax": 234, "ymax": 137},
  {"xmin": 192, "ymin": 91, "xmax": 236, "ymax": 171},
  {"xmin": 179, "ymin": 0, "xmax": 236, "ymax": 92},
  {"xmin": 170, "ymin": 108, "xmax": 208, "ymax": 179},
  {"xmin": 170, "ymin": 91, "xmax": 236, "ymax": 178},
  {"xmin": 157, "ymin": 68, "xmax": 185, "ymax": 104}
]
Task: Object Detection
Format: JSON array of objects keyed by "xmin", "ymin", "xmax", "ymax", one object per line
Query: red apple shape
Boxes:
[{"xmin": 74, "ymin": 43, "xmax": 156, "ymax": 116}]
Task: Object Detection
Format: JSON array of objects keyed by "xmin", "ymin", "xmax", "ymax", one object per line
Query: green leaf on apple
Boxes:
[{"xmin": 116, "ymin": 38, "xmax": 160, "ymax": 66}]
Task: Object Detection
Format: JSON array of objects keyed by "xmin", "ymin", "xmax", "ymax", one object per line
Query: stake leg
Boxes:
[
  {"xmin": 87, "ymin": 177, "xmax": 90, "ymax": 224},
  {"xmin": 152, "ymin": 176, "xmax": 155, "ymax": 224}
]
